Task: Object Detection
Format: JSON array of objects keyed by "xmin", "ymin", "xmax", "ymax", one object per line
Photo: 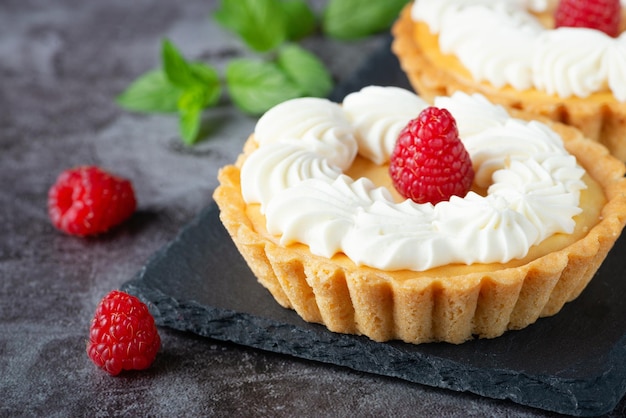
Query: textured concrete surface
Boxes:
[{"xmin": 1, "ymin": 1, "xmax": 625, "ymax": 417}]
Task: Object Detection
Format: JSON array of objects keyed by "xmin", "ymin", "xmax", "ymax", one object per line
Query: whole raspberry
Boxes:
[
  {"xmin": 87, "ymin": 290, "xmax": 161, "ymax": 376},
  {"xmin": 389, "ymin": 107, "xmax": 474, "ymax": 205},
  {"xmin": 555, "ymin": 0, "xmax": 621, "ymax": 37},
  {"xmin": 48, "ymin": 166, "xmax": 137, "ymax": 237}
]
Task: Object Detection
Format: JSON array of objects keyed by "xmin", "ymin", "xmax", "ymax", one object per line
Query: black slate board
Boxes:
[{"xmin": 122, "ymin": 37, "xmax": 626, "ymax": 417}]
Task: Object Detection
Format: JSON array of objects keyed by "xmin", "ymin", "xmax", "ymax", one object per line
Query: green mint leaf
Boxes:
[
  {"xmin": 189, "ymin": 63, "xmax": 222, "ymax": 108},
  {"xmin": 179, "ymin": 106, "xmax": 202, "ymax": 145},
  {"xmin": 116, "ymin": 70, "xmax": 181, "ymax": 113},
  {"xmin": 277, "ymin": 44, "xmax": 333, "ymax": 98},
  {"xmin": 213, "ymin": 0, "xmax": 287, "ymax": 52},
  {"xmin": 162, "ymin": 39, "xmax": 197, "ymax": 88},
  {"xmin": 225, "ymin": 58, "xmax": 302, "ymax": 115},
  {"xmin": 323, "ymin": 0, "xmax": 408, "ymax": 40},
  {"xmin": 177, "ymin": 88, "xmax": 206, "ymax": 145},
  {"xmin": 280, "ymin": 0, "xmax": 317, "ymax": 40}
]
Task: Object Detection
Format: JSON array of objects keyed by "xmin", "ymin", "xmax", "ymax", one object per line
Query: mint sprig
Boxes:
[
  {"xmin": 117, "ymin": 40, "xmax": 221, "ymax": 145},
  {"xmin": 117, "ymin": 1, "xmax": 405, "ymax": 145}
]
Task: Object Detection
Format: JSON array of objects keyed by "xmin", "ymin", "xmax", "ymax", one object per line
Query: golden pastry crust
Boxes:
[
  {"xmin": 213, "ymin": 122, "xmax": 626, "ymax": 345},
  {"xmin": 391, "ymin": 4, "xmax": 626, "ymax": 161}
]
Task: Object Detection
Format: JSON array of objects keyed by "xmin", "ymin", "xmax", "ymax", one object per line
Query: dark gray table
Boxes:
[{"xmin": 2, "ymin": 1, "xmax": 625, "ymax": 416}]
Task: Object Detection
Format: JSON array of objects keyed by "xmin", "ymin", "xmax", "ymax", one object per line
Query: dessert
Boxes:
[
  {"xmin": 391, "ymin": 0, "xmax": 626, "ymax": 161},
  {"xmin": 213, "ymin": 86, "xmax": 626, "ymax": 344}
]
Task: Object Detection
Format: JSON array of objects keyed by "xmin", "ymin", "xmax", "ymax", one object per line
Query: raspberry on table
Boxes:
[
  {"xmin": 389, "ymin": 106, "xmax": 474, "ymax": 205},
  {"xmin": 87, "ymin": 290, "xmax": 161, "ymax": 376},
  {"xmin": 555, "ymin": 0, "xmax": 621, "ymax": 37},
  {"xmin": 48, "ymin": 166, "xmax": 137, "ymax": 237}
]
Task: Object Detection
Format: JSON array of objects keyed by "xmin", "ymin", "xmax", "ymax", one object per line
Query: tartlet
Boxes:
[
  {"xmin": 213, "ymin": 86, "xmax": 626, "ymax": 344},
  {"xmin": 392, "ymin": 1, "xmax": 626, "ymax": 161}
]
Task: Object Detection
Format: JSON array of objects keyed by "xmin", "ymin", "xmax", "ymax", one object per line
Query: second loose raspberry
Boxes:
[{"xmin": 87, "ymin": 290, "xmax": 161, "ymax": 376}]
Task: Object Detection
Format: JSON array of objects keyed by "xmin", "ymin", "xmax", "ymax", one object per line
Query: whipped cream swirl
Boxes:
[
  {"xmin": 240, "ymin": 86, "xmax": 586, "ymax": 271},
  {"xmin": 412, "ymin": 0, "xmax": 626, "ymax": 100}
]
